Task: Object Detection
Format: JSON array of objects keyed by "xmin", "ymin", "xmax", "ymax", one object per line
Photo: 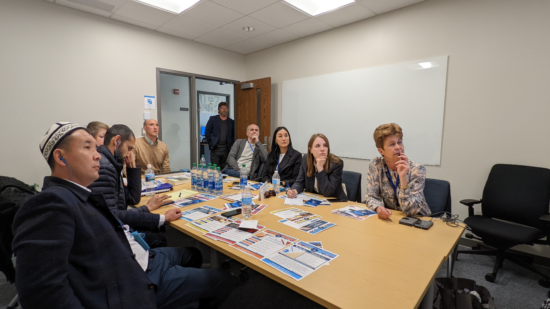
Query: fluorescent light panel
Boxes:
[
  {"xmin": 284, "ymin": 0, "xmax": 355, "ymax": 16},
  {"xmin": 418, "ymin": 62, "xmax": 432, "ymax": 69},
  {"xmin": 133, "ymin": 0, "xmax": 200, "ymax": 14}
]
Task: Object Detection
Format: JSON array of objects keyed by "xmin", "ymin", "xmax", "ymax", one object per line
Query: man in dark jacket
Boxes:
[
  {"xmin": 88, "ymin": 124, "xmax": 171, "ymax": 247},
  {"xmin": 205, "ymin": 102, "xmax": 235, "ymax": 170},
  {"xmin": 12, "ymin": 122, "xmax": 237, "ymax": 309}
]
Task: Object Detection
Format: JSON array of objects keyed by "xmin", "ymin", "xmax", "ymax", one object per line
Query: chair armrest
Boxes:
[
  {"xmin": 460, "ymin": 199, "xmax": 481, "ymax": 217},
  {"xmin": 540, "ymin": 214, "xmax": 550, "ymax": 245},
  {"xmin": 540, "ymin": 214, "xmax": 550, "ymax": 223}
]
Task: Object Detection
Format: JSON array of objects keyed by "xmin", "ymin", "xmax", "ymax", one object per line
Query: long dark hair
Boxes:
[{"xmin": 267, "ymin": 126, "xmax": 293, "ymax": 171}]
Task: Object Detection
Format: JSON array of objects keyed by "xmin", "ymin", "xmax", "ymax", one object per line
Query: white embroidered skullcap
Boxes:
[{"xmin": 39, "ymin": 122, "xmax": 85, "ymax": 161}]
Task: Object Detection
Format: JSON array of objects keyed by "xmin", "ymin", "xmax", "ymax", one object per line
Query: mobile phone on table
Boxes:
[
  {"xmin": 222, "ymin": 209, "xmax": 241, "ymax": 217},
  {"xmin": 414, "ymin": 219, "xmax": 434, "ymax": 230},
  {"xmin": 399, "ymin": 217, "xmax": 419, "ymax": 226}
]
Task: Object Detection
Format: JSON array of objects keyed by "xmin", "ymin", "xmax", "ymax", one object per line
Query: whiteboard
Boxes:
[{"xmin": 282, "ymin": 56, "xmax": 448, "ymax": 165}]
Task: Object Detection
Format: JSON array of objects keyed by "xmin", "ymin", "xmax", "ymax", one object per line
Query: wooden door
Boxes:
[{"xmin": 235, "ymin": 77, "xmax": 271, "ymax": 151}]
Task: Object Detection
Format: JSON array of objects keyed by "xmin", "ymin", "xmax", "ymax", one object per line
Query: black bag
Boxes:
[
  {"xmin": 0, "ymin": 176, "xmax": 38, "ymax": 283},
  {"xmin": 435, "ymin": 278, "xmax": 496, "ymax": 309}
]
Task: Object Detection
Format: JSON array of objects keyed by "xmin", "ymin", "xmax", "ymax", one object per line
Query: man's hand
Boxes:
[
  {"xmin": 315, "ymin": 157, "xmax": 326, "ymax": 172},
  {"xmin": 124, "ymin": 152, "xmax": 136, "ymax": 168},
  {"xmin": 376, "ymin": 206, "xmax": 392, "ymax": 220},
  {"xmin": 395, "ymin": 153, "xmax": 410, "ymax": 184},
  {"xmin": 250, "ymin": 134, "xmax": 259, "ymax": 144},
  {"xmin": 146, "ymin": 194, "xmax": 172, "ymax": 212},
  {"xmin": 286, "ymin": 189, "xmax": 298, "ymax": 198},
  {"xmin": 164, "ymin": 208, "xmax": 182, "ymax": 222}
]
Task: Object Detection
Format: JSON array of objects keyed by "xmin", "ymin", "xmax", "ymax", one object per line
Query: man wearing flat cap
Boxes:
[{"xmin": 12, "ymin": 122, "xmax": 237, "ymax": 309}]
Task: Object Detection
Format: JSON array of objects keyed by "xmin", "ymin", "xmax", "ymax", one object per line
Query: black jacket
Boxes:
[
  {"xmin": 260, "ymin": 147, "xmax": 302, "ymax": 187},
  {"xmin": 205, "ymin": 115, "xmax": 235, "ymax": 150},
  {"xmin": 88, "ymin": 145, "xmax": 160, "ymax": 229},
  {"xmin": 291, "ymin": 155, "xmax": 348, "ymax": 202},
  {"xmin": 12, "ymin": 176, "xmax": 157, "ymax": 309}
]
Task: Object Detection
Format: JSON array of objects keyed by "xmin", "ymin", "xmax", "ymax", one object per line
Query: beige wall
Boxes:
[
  {"xmin": 0, "ymin": 0, "xmax": 245, "ymax": 186},
  {"xmin": 245, "ymin": 0, "xmax": 550, "ymax": 255}
]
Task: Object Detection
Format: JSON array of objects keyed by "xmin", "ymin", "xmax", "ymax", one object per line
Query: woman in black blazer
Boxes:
[
  {"xmin": 287, "ymin": 133, "xmax": 348, "ymax": 202},
  {"xmin": 260, "ymin": 126, "xmax": 302, "ymax": 187}
]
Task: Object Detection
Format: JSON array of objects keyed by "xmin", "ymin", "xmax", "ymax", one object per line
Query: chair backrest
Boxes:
[
  {"xmin": 482, "ymin": 164, "xmax": 550, "ymax": 230},
  {"xmin": 342, "ymin": 171, "xmax": 362, "ymax": 202},
  {"xmin": 424, "ymin": 178, "xmax": 451, "ymax": 215}
]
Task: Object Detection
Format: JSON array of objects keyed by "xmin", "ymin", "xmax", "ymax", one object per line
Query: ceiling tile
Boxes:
[
  {"xmin": 113, "ymin": 1, "xmax": 176, "ymax": 28},
  {"xmin": 55, "ymin": 0, "xmax": 113, "ymax": 17},
  {"xmin": 221, "ymin": 16, "xmax": 276, "ymax": 38},
  {"xmin": 281, "ymin": 18, "xmax": 332, "ymax": 37},
  {"xmin": 315, "ymin": 3, "xmax": 374, "ymax": 27},
  {"xmin": 249, "ymin": 2, "xmax": 310, "ymax": 28},
  {"xmin": 111, "ymin": 14, "xmax": 158, "ymax": 29},
  {"xmin": 182, "ymin": 1, "xmax": 244, "ymax": 28},
  {"xmin": 210, "ymin": 0, "xmax": 279, "ymax": 15},
  {"xmin": 358, "ymin": 0, "xmax": 424, "ymax": 15},
  {"xmin": 254, "ymin": 29, "xmax": 299, "ymax": 46},
  {"xmin": 225, "ymin": 39, "xmax": 270, "ymax": 54},
  {"xmin": 160, "ymin": 15, "xmax": 217, "ymax": 39},
  {"xmin": 194, "ymin": 28, "xmax": 248, "ymax": 48}
]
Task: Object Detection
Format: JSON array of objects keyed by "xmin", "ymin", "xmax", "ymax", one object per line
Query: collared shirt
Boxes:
[
  {"xmin": 144, "ymin": 134, "xmax": 159, "ymax": 146},
  {"xmin": 67, "ymin": 179, "xmax": 91, "ymax": 192},
  {"xmin": 366, "ymin": 156, "xmax": 431, "ymax": 216},
  {"xmin": 122, "ymin": 224, "xmax": 149, "ymax": 271}
]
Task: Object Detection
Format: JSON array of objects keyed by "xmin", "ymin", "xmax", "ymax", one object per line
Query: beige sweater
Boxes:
[{"xmin": 133, "ymin": 137, "xmax": 171, "ymax": 175}]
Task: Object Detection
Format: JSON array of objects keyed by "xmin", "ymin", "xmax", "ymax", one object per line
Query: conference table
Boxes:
[{"xmin": 142, "ymin": 179, "xmax": 463, "ymax": 309}]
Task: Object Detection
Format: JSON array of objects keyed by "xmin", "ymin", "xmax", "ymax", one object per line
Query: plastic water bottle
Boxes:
[
  {"xmin": 272, "ymin": 170, "xmax": 280, "ymax": 193},
  {"xmin": 241, "ymin": 185, "xmax": 252, "ymax": 219},
  {"xmin": 215, "ymin": 167, "xmax": 223, "ymax": 195},
  {"xmin": 240, "ymin": 164, "xmax": 248, "ymax": 188},
  {"xmin": 191, "ymin": 163, "xmax": 198, "ymax": 190},
  {"xmin": 145, "ymin": 164, "xmax": 155, "ymax": 198},
  {"xmin": 200, "ymin": 155, "xmax": 206, "ymax": 171},
  {"xmin": 202, "ymin": 165, "xmax": 209, "ymax": 193},
  {"xmin": 208, "ymin": 166, "xmax": 215, "ymax": 194},
  {"xmin": 196, "ymin": 165, "xmax": 203, "ymax": 192}
]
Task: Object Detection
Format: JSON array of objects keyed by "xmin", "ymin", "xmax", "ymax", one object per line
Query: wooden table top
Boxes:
[{"xmin": 143, "ymin": 181, "xmax": 462, "ymax": 309}]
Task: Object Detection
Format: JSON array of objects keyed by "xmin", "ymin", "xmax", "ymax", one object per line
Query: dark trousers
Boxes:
[
  {"xmin": 143, "ymin": 231, "xmax": 167, "ymax": 249},
  {"xmin": 210, "ymin": 146, "xmax": 228, "ymax": 170},
  {"xmin": 147, "ymin": 247, "xmax": 237, "ymax": 309}
]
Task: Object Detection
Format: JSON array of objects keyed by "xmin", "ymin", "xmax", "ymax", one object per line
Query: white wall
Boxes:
[
  {"xmin": 245, "ymin": 0, "xmax": 550, "ymax": 256},
  {"xmin": 0, "ymin": 0, "xmax": 245, "ymax": 186}
]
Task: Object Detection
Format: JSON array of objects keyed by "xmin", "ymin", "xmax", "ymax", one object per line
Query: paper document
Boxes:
[
  {"xmin": 179, "ymin": 206, "xmax": 221, "ymax": 222},
  {"xmin": 186, "ymin": 215, "xmax": 234, "ymax": 234},
  {"xmin": 279, "ymin": 212, "xmax": 336, "ymax": 235},
  {"xmin": 284, "ymin": 197, "xmax": 304, "ymax": 206},
  {"xmin": 231, "ymin": 229, "xmax": 297, "ymax": 259},
  {"xmin": 172, "ymin": 194, "xmax": 217, "ymax": 208},
  {"xmin": 270, "ymin": 208, "xmax": 306, "ymax": 219},
  {"xmin": 166, "ymin": 189, "xmax": 199, "ymax": 200},
  {"xmin": 332, "ymin": 205, "xmax": 376, "ymax": 221},
  {"xmin": 205, "ymin": 221, "xmax": 265, "ymax": 245},
  {"xmin": 239, "ymin": 220, "xmax": 259, "ymax": 230}
]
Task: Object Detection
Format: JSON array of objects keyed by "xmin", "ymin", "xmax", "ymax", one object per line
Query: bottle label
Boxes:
[
  {"xmin": 272, "ymin": 179, "xmax": 279, "ymax": 185},
  {"xmin": 240, "ymin": 178, "xmax": 247, "ymax": 188},
  {"xmin": 203, "ymin": 180, "xmax": 208, "ymax": 188},
  {"xmin": 242, "ymin": 197, "xmax": 252, "ymax": 204},
  {"xmin": 145, "ymin": 174, "xmax": 155, "ymax": 182},
  {"xmin": 209, "ymin": 181, "xmax": 215, "ymax": 190}
]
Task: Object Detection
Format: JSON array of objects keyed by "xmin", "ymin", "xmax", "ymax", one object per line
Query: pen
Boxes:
[{"xmin": 179, "ymin": 192, "xmax": 181, "ymax": 197}]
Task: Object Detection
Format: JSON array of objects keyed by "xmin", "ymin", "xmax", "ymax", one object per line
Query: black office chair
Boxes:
[
  {"xmin": 457, "ymin": 164, "xmax": 550, "ymax": 285},
  {"xmin": 342, "ymin": 171, "xmax": 362, "ymax": 202},
  {"xmin": 424, "ymin": 178, "xmax": 452, "ymax": 215}
]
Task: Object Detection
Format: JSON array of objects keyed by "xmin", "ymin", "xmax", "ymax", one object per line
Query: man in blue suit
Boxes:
[
  {"xmin": 12, "ymin": 122, "xmax": 237, "ymax": 309},
  {"xmin": 205, "ymin": 102, "xmax": 235, "ymax": 170}
]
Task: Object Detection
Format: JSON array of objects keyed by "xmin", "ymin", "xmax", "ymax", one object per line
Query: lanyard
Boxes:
[
  {"xmin": 277, "ymin": 154, "xmax": 282, "ymax": 172},
  {"xmin": 247, "ymin": 141, "xmax": 255, "ymax": 153},
  {"xmin": 385, "ymin": 167, "xmax": 400, "ymax": 196}
]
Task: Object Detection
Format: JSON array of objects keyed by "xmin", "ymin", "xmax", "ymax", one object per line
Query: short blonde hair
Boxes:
[
  {"xmin": 373, "ymin": 123, "xmax": 403, "ymax": 149},
  {"xmin": 86, "ymin": 121, "xmax": 109, "ymax": 138}
]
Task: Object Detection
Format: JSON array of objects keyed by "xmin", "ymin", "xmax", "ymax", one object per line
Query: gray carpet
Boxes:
[{"xmin": 2, "ymin": 241, "xmax": 549, "ymax": 309}]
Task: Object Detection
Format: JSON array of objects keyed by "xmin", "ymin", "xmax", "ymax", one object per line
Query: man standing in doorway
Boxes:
[
  {"xmin": 134, "ymin": 119, "xmax": 171, "ymax": 175},
  {"xmin": 205, "ymin": 102, "xmax": 235, "ymax": 170}
]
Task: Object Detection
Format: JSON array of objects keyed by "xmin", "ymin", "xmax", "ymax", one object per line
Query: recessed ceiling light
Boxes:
[
  {"xmin": 133, "ymin": 0, "xmax": 200, "ymax": 14},
  {"xmin": 283, "ymin": 0, "xmax": 355, "ymax": 16},
  {"xmin": 418, "ymin": 62, "xmax": 432, "ymax": 69},
  {"xmin": 242, "ymin": 26, "xmax": 255, "ymax": 32}
]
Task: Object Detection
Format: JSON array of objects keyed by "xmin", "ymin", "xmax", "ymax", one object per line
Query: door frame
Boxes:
[{"xmin": 156, "ymin": 68, "xmax": 240, "ymax": 165}]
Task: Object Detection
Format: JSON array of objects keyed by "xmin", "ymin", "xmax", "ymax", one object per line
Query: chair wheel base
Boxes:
[
  {"xmin": 485, "ymin": 273, "xmax": 496, "ymax": 282},
  {"xmin": 239, "ymin": 271, "xmax": 249, "ymax": 282},
  {"xmin": 539, "ymin": 278, "xmax": 550, "ymax": 288}
]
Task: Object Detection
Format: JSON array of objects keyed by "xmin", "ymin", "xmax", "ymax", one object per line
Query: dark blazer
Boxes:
[
  {"xmin": 88, "ymin": 145, "xmax": 161, "ymax": 230},
  {"xmin": 12, "ymin": 176, "xmax": 157, "ymax": 309},
  {"xmin": 291, "ymin": 155, "xmax": 348, "ymax": 202},
  {"xmin": 260, "ymin": 147, "xmax": 302, "ymax": 187},
  {"xmin": 205, "ymin": 115, "xmax": 235, "ymax": 150}
]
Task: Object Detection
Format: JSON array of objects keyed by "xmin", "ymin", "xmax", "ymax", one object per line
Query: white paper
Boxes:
[
  {"xmin": 271, "ymin": 208, "xmax": 305, "ymax": 219},
  {"xmin": 260, "ymin": 182, "xmax": 270, "ymax": 201},
  {"xmin": 284, "ymin": 197, "xmax": 304, "ymax": 206},
  {"xmin": 186, "ymin": 216, "xmax": 233, "ymax": 234},
  {"xmin": 231, "ymin": 230, "xmax": 297, "ymax": 259},
  {"xmin": 239, "ymin": 220, "xmax": 258, "ymax": 230},
  {"xmin": 144, "ymin": 95, "xmax": 156, "ymax": 109}
]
